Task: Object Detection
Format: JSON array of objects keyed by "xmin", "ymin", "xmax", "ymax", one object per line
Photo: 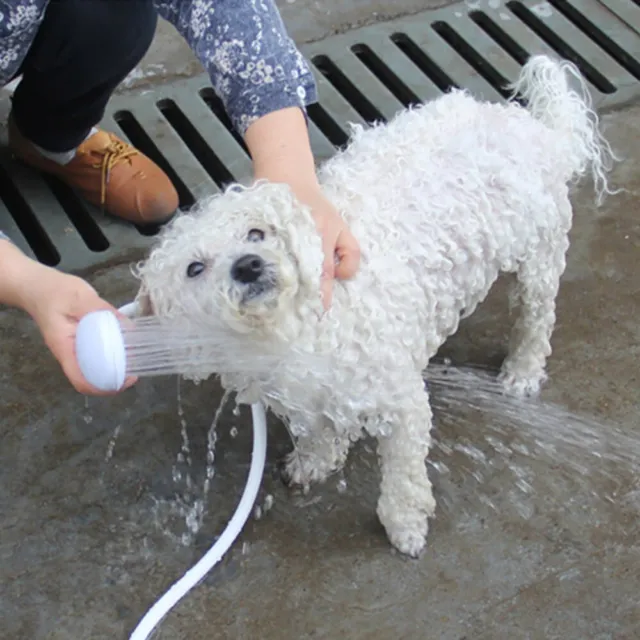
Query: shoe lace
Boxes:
[{"xmin": 92, "ymin": 137, "xmax": 139, "ymax": 206}]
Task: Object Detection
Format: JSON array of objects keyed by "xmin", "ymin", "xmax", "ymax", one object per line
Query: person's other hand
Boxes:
[
  {"xmin": 296, "ymin": 186, "xmax": 360, "ymax": 308},
  {"xmin": 244, "ymin": 106, "xmax": 362, "ymax": 309}
]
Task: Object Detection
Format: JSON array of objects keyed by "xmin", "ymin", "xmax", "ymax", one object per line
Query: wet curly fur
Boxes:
[{"xmin": 133, "ymin": 56, "xmax": 615, "ymax": 556}]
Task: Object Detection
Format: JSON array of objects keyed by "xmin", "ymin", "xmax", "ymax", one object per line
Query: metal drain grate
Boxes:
[{"xmin": 1, "ymin": 0, "xmax": 639, "ymax": 272}]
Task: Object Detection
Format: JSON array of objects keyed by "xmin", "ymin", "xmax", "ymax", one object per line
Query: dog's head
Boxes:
[{"xmin": 133, "ymin": 181, "xmax": 325, "ymax": 342}]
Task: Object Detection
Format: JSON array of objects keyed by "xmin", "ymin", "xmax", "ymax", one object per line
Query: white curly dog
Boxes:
[{"xmin": 133, "ymin": 55, "xmax": 615, "ymax": 557}]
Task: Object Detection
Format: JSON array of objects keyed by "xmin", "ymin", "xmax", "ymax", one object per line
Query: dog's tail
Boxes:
[{"xmin": 510, "ymin": 55, "xmax": 618, "ymax": 204}]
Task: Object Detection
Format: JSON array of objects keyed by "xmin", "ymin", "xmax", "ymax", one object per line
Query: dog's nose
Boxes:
[{"xmin": 231, "ymin": 254, "xmax": 265, "ymax": 283}]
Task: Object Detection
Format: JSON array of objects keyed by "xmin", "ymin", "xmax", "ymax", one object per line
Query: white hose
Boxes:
[
  {"xmin": 129, "ymin": 403, "xmax": 267, "ymax": 639},
  {"xmin": 115, "ymin": 302, "xmax": 268, "ymax": 640}
]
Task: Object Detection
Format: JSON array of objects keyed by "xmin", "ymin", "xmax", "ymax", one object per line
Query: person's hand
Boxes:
[
  {"xmin": 0, "ymin": 243, "xmax": 137, "ymax": 395},
  {"xmin": 295, "ymin": 186, "xmax": 360, "ymax": 308},
  {"xmin": 26, "ymin": 269, "xmax": 137, "ymax": 395},
  {"xmin": 244, "ymin": 106, "xmax": 361, "ymax": 309},
  {"xmin": 27, "ymin": 270, "xmax": 137, "ymax": 395}
]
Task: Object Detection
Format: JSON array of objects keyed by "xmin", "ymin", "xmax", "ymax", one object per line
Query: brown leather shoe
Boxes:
[{"xmin": 8, "ymin": 114, "xmax": 179, "ymax": 226}]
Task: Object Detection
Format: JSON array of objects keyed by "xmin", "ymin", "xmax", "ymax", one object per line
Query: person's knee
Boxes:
[
  {"xmin": 79, "ymin": 0, "xmax": 158, "ymax": 67},
  {"xmin": 42, "ymin": 0, "xmax": 158, "ymax": 70}
]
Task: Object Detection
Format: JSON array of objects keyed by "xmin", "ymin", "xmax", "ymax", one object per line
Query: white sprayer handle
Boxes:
[
  {"xmin": 75, "ymin": 309, "xmax": 127, "ymax": 392},
  {"xmin": 75, "ymin": 302, "xmax": 140, "ymax": 392}
]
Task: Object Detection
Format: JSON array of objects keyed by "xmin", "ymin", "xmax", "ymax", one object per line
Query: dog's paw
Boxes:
[
  {"xmin": 387, "ymin": 525, "xmax": 428, "ymax": 558},
  {"xmin": 498, "ymin": 369, "xmax": 546, "ymax": 398},
  {"xmin": 377, "ymin": 491, "xmax": 433, "ymax": 558},
  {"xmin": 280, "ymin": 450, "xmax": 334, "ymax": 488}
]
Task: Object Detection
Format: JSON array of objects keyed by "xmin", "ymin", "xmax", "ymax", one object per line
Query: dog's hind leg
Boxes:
[
  {"xmin": 376, "ymin": 375, "xmax": 436, "ymax": 557},
  {"xmin": 499, "ymin": 214, "xmax": 570, "ymax": 396},
  {"xmin": 281, "ymin": 416, "xmax": 351, "ymax": 490}
]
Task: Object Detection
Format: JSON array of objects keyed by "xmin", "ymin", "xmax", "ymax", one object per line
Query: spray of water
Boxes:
[
  {"xmin": 120, "ymin": 315, "xmax": 327, "ymax": 380},
  {"xmin": 424, "ymin": 362, "xmax": 640, "ymax": 529}
]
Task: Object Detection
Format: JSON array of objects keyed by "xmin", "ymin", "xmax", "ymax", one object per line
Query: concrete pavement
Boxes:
[{"xmin": 1, "ymin": 1, "xmax": 639, "ymax": 638}]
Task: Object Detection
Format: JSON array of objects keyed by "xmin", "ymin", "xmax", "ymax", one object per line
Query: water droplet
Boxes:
[
  {"xmin": 454, "ymin": 443, "xmax": 487, "ymax": 463},
  {"xmin": 428, "ymin": 460, "xmax": 450, "ymax": 475},
  {"xmin": 559, "ymin": 567, "xmax": 581, "ymax": 581},
  {"xmin": 230, "ymin": 427, "xmax": 238, "ymax": 438},
  {"xmin": 478, "ymin": 494, "xmax": 497, "ymax": 511},
  {"xmin": 436, "ymin": 442, "xmax": 454, "ymax": 456},
  {"xmin": 104, "ymin": 425, "xmax": 122, "ymax": 462},
  {"xmin": 516, "ymin": 479, "xmax": 533, "ymax": 494},
  {"xmin": 512, "ymin": 443, "xmax": 531, "ymax": 456}
]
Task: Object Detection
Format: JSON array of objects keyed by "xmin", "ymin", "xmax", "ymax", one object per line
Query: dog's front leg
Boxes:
[
  {"xmin": 376, "ymin": 378, "xmax": 436, "ymax": 557},
  {"xmin": 281, "ymin": 416, "xmax": 350, "ymax": 491}
]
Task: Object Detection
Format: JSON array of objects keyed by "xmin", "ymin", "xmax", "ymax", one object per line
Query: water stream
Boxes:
[{"xmin": 424, "ymin": 361, "xmax": 639, "ymax": 528}]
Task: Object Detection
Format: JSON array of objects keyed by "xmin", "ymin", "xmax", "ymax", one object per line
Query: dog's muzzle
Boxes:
[
  {"xmin": 231, "ymin": 254, "xmax": 265, "ymax": 283},
  {"xmin": 231, "ymin": 253, "xmax": 276, "ymax": 303}
]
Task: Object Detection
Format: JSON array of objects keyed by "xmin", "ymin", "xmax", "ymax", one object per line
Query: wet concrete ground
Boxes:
[{"xmin": 2, "ymin": 2, "xmax": 640, "ymax": 639}]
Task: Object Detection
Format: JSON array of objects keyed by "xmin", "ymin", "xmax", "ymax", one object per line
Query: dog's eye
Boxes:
[
  {"xmin": 247, "ymin": 228, "xmax": 265, "ymax": 242},
  {"xmin": 186, "ymin": 261, "xmax": 206, "ymax": 278}
]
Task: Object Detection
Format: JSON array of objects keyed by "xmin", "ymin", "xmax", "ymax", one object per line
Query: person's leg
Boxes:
[{"xmin": 9, "ymin": 0, "xmax": 178, "ymax": 225}]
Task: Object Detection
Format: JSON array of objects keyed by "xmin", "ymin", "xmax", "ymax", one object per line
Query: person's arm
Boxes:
[
  {"xmin": 0, "ymin": 237, "xmax": 47, "ymax": 312},
  {"xmin": 154, "ymin": 0, "xmax": 361, "ymax": 306},
  {"xmin": 154, "ymin": 0, "xmax": 317, "ymax": 135}
]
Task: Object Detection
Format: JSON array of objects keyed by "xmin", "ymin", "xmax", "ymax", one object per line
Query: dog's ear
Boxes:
[
  {"xmin": 285, "ymin": 213, "xmax": 324, "ymax": 297},
  {"xmin": 273, "ymin": 185, "xmax": 324, "ymax": 296},
  {"xmin": 130, "ymin": 257, "xmax": 155, "ymax": 317},
  {"xmin": 247, "ymin": 181, "xmax": 324, "ymax": 306}
]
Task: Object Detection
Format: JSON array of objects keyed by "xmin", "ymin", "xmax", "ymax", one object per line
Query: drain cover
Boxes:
[{"xmin": 1, "ymin": 0, "xmax": 639, "ymax": 272}]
